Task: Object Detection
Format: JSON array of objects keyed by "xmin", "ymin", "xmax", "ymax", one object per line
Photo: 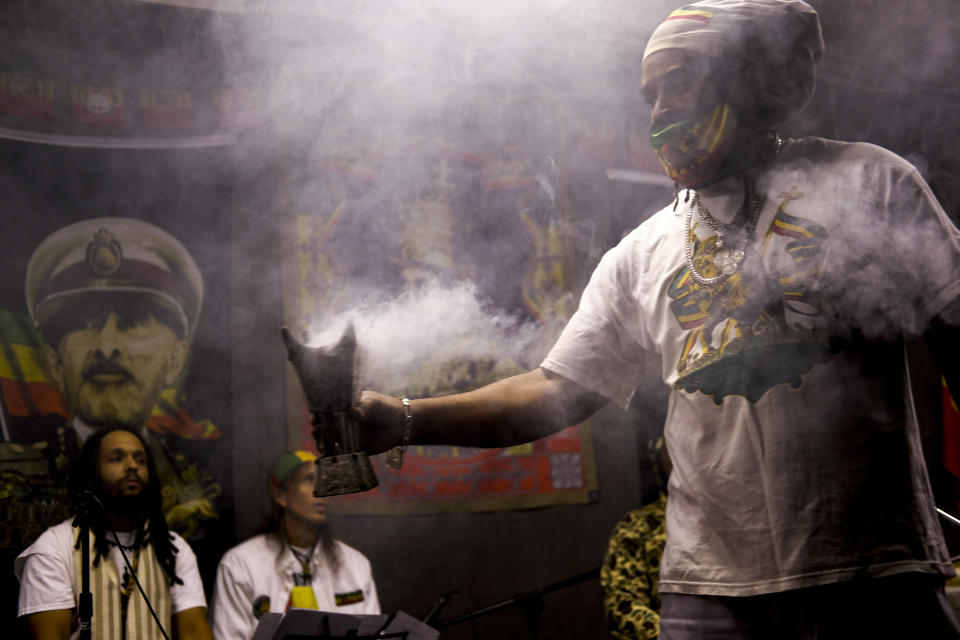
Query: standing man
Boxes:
[
  {"xmin": 211, "ymin": 450, "xmax": 379, "ymax": 640},
  {"xmin": 14, "ymin": 426, "xmax": 212, "ymax": 640},
  {"xmin": 354, "ymin": 1, "xmax": 960, "ymax": 637}
]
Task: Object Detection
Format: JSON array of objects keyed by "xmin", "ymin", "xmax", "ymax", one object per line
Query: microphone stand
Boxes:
[
  {"xmin": 73, "ymin": 493, "xmax": 97, "ymax": 640},
  {"xmin": 72, "ymin": 490, "xmax": 171, "ymax": 640},
  {"xmin": 429, "ymin": 567, "xmax": 600, "ymax": 640},
  {"xmin": 425, "ymin": 511, "xmax": 959, "ymax": 638}
]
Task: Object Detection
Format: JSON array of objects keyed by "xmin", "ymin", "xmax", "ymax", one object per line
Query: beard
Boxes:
[
  {"xmin": 71, "ymin": 380, "xmax": 158, "ymax": 429},
  {"xmin": 67, "ymin": 357, "xmax": 169, "ymax": 429},
  {"xmin": 100, "ymin": 484, "xmax": 147, "ymax": 519}
]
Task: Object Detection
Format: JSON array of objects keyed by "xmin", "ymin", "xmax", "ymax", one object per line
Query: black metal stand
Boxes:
[
  {"xmin": 72, "ymin": 491, "xmax": 171, "ymax": 640},
  {"xmin": 429, "ymin": 567, "xmax": 600, "ymax": 639},
  {"xmin": 74, "ymin": 497, "xmax": 96, "ymax": 640}
]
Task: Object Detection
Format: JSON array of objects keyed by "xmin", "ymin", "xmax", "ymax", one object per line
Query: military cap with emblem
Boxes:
[{"xmin": 25, "ymin": 217, "xmax": 203, "ymax": 340}]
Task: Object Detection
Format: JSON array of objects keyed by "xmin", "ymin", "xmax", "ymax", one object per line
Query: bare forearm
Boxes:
[
  {"xmin": 357, "ymin": 368, "xmax": 607, "ymax": 452},
  {"xmin": 412, "ymin": 370, "xmax": 590, "ymax": 447}
]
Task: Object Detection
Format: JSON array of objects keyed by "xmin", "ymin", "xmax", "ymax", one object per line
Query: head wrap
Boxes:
[
  {"xmin": 269, "ymin": 450, "xmax": 318, "ymax": 487},
  {"xmin": 644, "ymin": 0, "xmax": 824, "ymax": 125}
]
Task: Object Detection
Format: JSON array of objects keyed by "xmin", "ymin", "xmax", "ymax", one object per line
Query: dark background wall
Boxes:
[{"xmin": 2, "ymin": 1, "xmax": 959, "ymax": 639}]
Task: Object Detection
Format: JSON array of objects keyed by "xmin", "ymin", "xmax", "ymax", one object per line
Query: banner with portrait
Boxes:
[
  {"xmin": 0, "ymin": 141, "xmax": 235, "ymax": 545},
  {"xmin": 0, "ymin": 4, "xmax": 240, "ymax": 621}
]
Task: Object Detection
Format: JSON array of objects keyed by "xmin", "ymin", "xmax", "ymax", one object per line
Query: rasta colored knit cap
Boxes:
[
  {"xmin": 644, "ymin": 0, "xmax": 824, "ymax": 125},
  {"xmin": 643, "ymin": 0, "xmax": 823, "ymax": 61},
  {"xmin": 269, "ymin": 450, "xmax": 318, "ymax": 486}
]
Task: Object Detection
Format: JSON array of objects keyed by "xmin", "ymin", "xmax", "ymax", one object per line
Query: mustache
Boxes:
[{"xmin": 82, "ymin": 358, "xmax": 133, "ymax": 381}]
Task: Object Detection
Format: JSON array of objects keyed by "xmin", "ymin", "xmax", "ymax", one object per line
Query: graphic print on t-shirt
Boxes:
[{"xmin": 668, "ymin": 189, "xmax": 833, "ymax": 404}]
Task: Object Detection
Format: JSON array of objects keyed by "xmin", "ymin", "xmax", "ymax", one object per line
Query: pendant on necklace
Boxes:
[{"xmin": 713, "ymin": 249, "xmax": 745, "ymax": 275}]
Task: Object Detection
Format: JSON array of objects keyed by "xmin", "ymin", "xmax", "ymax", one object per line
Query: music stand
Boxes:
[{"xmin": 252, "ymin": 609, "xmax": 438, "ymax": 640}]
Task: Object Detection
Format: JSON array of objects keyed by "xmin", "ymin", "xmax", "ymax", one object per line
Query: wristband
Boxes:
[{"xmin": 386, "ymin": 396, "xmax": 413, "ymax": 470}]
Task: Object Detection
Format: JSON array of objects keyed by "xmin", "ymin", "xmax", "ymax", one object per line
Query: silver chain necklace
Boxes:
[
  {"xmin": 684, "ymin": 190, "xmax": 765, "ymax": 285},
  {"xmin": 682, "ymin": 135, "xmax": 782, "ymax": 285}
]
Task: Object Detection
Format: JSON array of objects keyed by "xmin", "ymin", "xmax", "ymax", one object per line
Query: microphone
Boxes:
[
  {"xmin": 71, "ymin": 489, "xmax": 172, "ymax": 640},
  {"xmin": 72, "ymin": 490, "xmax": 106, "ymax": 529},
  {"xmin": 422, "ymin": 591, "xmax": 456, "ymax": 626}
]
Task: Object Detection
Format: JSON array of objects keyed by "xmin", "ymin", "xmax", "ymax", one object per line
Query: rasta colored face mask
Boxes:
[{"xmin": 650, "ymin": 102, "xmax": 737, "ymax": 188}]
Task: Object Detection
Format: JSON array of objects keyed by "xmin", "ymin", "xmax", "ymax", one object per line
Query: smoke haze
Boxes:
[
  {"xmin": 306, "ymin": 279, "xmax": 546, "ymax": 393},
  {"xmin": 209, "ymin": 0, "xmax": 960, "ymax": 360},
  {"xmin": 2, "ymin": 2, "xmax": 960, "ymax": 637}
]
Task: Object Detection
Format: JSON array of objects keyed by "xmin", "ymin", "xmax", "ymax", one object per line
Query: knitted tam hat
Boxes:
[
  {"xmin": 269, "ymin": 450, "xmax": 318, "ymax": 486},
  {"xmin": 644, "ymin": 0, "xmax": 824, "ymax": 125}
]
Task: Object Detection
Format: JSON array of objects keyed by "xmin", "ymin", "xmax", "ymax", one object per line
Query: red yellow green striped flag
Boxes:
[{"xmin": 0, "ymin": 309, "xmax": 70, "ymax": 421}]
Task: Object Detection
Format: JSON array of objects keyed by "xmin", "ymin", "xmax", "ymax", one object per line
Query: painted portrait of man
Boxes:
[
  {"xmin": 27, "ymin": 219, "xmax": 199, "ymax": 440},
  {"xmin": 0, "ymin": 217, "xmax": 222, "ymax": 545}
]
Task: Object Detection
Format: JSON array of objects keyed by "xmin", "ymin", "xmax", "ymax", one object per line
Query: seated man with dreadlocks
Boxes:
[{"xmin": 14, "ymin": 427, "xmax": 212, "ymax": 640}]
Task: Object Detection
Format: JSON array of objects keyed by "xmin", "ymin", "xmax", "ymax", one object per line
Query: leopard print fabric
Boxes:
[{"xmin": 601, "ymin": 492, "xmax": 667, "ymax": 640}]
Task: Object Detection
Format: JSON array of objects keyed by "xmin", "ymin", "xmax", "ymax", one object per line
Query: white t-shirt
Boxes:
[
  {"xmin": 542, "ymin": 136, "xmax": 960, "ymax": 596},
  {"xmin": 211, "ymin": 533, "xmax": 380, "ymax": 640},
  {"xmin": 15, "ymin": 519, "xmax": 207, "ymax": 621}
]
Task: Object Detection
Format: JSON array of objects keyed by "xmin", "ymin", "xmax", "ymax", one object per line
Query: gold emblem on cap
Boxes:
[{"xmin": 86, "ymin": 227, "xmax": 123, "ymax": 277}]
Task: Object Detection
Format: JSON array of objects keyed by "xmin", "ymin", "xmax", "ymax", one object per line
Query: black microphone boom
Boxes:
[
  {"xmin": 422, "ymin": 591, "xmax": 454, "ymax": 626},
  {"xmin": 72, "ymin": 489, "xmax": 171, "ymax": 640}
]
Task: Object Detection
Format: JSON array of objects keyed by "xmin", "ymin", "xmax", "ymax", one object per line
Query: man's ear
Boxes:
[
  {"xmin": 270, "ymin": 483, "xmax": 287, "ymax": 509},
  {"xmin": 41, "ymin": 344, "xmax": 66, "ymax": 391},
  {"xmin": 163, "ymin": 340, "xmax": 189, "ymax": 387}
]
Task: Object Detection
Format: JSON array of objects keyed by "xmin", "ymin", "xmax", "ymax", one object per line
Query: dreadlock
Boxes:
[{"xmin": 68, "ymin": 426, "xmax": 183, "ymax": 586}]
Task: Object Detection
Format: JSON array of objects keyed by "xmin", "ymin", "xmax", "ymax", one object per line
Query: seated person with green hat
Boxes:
[{"xmin": 211, "ymin": 450, "xmax": 379, "ymax": 640}]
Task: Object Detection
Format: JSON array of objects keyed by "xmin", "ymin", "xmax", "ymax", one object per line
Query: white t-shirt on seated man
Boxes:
[{"xmin": 16, "ymin": 520, "xmax": 207, "ymax": 637}]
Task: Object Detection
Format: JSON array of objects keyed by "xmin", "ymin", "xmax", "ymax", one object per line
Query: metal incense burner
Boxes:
[{"xmin": 281, "ymin": 325, "xmax": 378, "ymax": 496}]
